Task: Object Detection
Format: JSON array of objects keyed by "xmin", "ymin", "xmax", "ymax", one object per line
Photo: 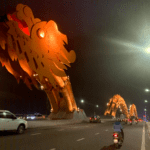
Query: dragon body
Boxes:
[{"xmin": 104, "ymin": 94, "xmax": 138, "ymax": 120}]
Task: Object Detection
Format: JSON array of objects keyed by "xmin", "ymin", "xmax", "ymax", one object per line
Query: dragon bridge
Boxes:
[
  {"xmin": 104, "ymin": 94, "xmax": 138, "ymax": 119},
  {"xmin": 0, "ymin": 4, "xmax": 83, "ymax": 119}
]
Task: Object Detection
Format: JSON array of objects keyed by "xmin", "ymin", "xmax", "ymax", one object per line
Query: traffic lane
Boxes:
[
  {"xmin": 0, "ymin": 120, "xmax": 108, "ymax": 138},
  {"xmin": 0, "ymin": 121, "xmax": 113, "ymax": 150},
  {"xmin": 0, "ymin": 121, "xmax": 144, "ymax": 150},
  {"xmin": 100, "ymin": 122, "xmax": 144, "ymax": 150},
  {"xmin": 120, "ymin": 122, "xmax": 143, "ymax": 150}
]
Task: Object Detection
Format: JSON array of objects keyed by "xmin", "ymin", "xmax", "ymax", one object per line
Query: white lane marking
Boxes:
[
  {"xmin": 50, "ymin": 148, "xmax": 56, "ymax": 150},
  {"xmin": 58, "ymin": 129, "xmax": 64, "ymax": 131},
  {"xmin": 31, "ymin": 133, "xmax": 41, "ymax": 136},
  {"xmin": 105, "ymin": 129, "xmax": 108, "ymax": 131},
  {"xmin": 141, "ymin": 122, "xmax": 145, "ymax": 150},
  {"xmin": 77, "ymin": 138, "xmax": 85, "ymax": 141},
  {"xmin": 95, "ymin": 133, "xmax": 99, "ymax": 135}
]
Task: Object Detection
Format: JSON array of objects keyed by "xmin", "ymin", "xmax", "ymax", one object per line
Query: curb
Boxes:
[
  {"xmin": 146, "ymin": 122, "xmax": 150, "ymax": 139},
  {"xmin": 28, "ymin": 120, "xmax": 89, "ymax": 129}
]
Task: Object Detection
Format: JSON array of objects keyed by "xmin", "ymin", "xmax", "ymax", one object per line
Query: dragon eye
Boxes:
[{"xmin": 37, "ymin": 28, "xmax": 45, "ymax": 38}]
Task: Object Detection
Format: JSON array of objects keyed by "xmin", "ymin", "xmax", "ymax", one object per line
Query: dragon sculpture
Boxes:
[
  {"xmin": 104, "ymin": 94, "xmax": 138, "ymax": 120},
  {"xmin": 0, "ymin": 4, "xmax": 80, "ymax": 119}
]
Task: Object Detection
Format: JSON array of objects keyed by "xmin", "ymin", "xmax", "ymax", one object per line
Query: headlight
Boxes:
[
  {"xmin": 114, "ymin": 139, "xmax": 118, "ymax": 143},
  {"xmin": 31, "ymin": 116, "xmax": 35, "ymax": 119}
]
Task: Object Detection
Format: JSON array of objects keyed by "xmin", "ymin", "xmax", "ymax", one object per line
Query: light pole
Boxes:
[
  {"xmin": 144, "ymin": 100, "xmax": 148, "ymax": 121},
  {"xmin": 144, "ymin": 108, "xmax": 147, "ymax": 121}
]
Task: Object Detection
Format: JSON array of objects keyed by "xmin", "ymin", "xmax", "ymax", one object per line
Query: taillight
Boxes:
[
  {"xmin": 113, "ymin": 133, "xmax": 118, "ymax": 137},
  {"xmin": 95, "ymin": 118, "xmax": 96, "ymax": 120},
  {"xmin": 90, "ymin": 118, "xmax": 91, "ymax": 120}
]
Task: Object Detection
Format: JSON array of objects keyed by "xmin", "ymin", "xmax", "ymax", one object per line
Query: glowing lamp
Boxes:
[{"xmin": 146, "ymin": 48, "xmax": 150, "ymax": 53}]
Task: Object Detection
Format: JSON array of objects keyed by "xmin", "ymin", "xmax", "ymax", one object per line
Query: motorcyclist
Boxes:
[{"xmin": 113, "ymin": 121, "xmax": 124, "ymax": 140}]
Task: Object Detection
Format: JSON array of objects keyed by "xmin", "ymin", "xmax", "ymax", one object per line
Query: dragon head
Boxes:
[{"xmin": 0, "ymin": 4, "xmax": 76, "ymax": 89}]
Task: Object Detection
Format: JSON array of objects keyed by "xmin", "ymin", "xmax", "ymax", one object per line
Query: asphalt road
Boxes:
[{"xmin": 0, "ymin": 120, "xmax": 149, "ymax": 150}]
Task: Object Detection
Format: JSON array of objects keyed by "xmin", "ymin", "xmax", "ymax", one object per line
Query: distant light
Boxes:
[
  {"xmin": 20, "ymin": 76, "xmax": 22, "ymax": 78},
  {"xmin": 144, "ymin": 109, "xmax": 147, "ymax": 111},
  {"xmin": 96, "ymin": 105, "xmax": 99, "ymax": 107},
  {"xmin": 45, "ymin": 78, "xmax": 48, "ymax": 82},
  {"xmin": 33, "ymin": 74, "xmax": 38, "ymax": 77},
  {"xmin": 145, "ymin": 89, "xmax": 150, "ymax": 92},
  {"xmin": 41, "ymin": 85, "xmax": 44, "ymax": 90},
  {"xmin": 81, "ymin": 100, "xmax": 84, "ymax": 103},
  {"xmin": 145, "ymin": 100, "xmax": 148, "ymax": 103},
  {"xmin": 107, "ymin": 103, "xmax": 109, "ymax": 106}
]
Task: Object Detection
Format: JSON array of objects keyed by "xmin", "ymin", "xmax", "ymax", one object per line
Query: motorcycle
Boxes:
[
  {"xmin": 113, "ymin": 131, "xmax": 124, "ymax": 148},
  {"xmin": 129, "ymin": 120, "xmax": 132, "ymax": 125},
  {"xmin": 135, "ymin": 120, "xmax": 138, "ymax": 124}
]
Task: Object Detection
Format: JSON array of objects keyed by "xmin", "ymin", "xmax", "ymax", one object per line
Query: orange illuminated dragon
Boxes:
[
  {"xmin": 104, "ymin": 94, "xmax": 138, "ymax": 120},
  {"xmin": 0, "ymin": 4, "xmax": 80, "ymax": 119}
]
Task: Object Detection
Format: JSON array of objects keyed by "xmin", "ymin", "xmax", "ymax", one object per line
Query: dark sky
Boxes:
[{"xmin": 0, "ymin": 0, "xmax": 150, "ymax": 117}]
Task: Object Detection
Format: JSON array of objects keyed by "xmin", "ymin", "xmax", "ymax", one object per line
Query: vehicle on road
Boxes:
[
  {"xmin": 0, "ymin": 110, "xmax": 27, "ymax": 134},
  {"xmin": 26, "ymin": 113, "xmax": 45, "ymax": 120},
  {"xmin": 134, "ymin": 119, "xmax": 138, "ymax": 124},
  {"xmin": 113, "ymin": 130, "xmax": 124, "ymax": 148},
  {"xmin": 89, "ymin": 115, "xmax": 101, "ymax": 123},
  {"xmin": 138, "ymin": 118, "xmax": 143, "ymax": 122},
  {"xmin": 129, "ymin": 119, "xmax": 132, "ymax": 125}
]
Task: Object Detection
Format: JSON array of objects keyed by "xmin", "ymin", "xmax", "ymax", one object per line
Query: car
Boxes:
[
  {"xmin": 0, "ymin": 110, "xmax": 27, "ymax": 134},
  {"xmin": 89, "ymin": 115, "xmax": 101, "ymax": 123},
  {"xmin": 26, "ymin": 113, "xmax": 45, "ymax": 120},
  {"xmin": 138, "ymin": 118, "xmax": 143, "ymax": 122},
  {"xmin": 26, "ymin": 114, "xmax": 36, "ymax": 120},
  {"xmin": 35, "ymin": 114, "xmax": 45, "ymax": 119}
]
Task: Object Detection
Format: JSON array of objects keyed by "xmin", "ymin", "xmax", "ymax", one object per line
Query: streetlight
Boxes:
[
  {"xmin": 145, "ymin": 89, "xmax": 150, "ymax": 92},
  {"xmin": 81, "ymin": 100, "xmax": 84, "ymax": 103},
  {"xmin": 146, "ymin": 48, "xmax": 150, "ymax": 53}
]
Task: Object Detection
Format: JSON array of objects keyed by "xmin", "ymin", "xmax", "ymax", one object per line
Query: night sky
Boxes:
[{"xmin": 0, "ymin": 0, "xmax": 150, "ymax": 117}]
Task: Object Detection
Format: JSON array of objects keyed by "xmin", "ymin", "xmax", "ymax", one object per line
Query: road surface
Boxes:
[{"xmin": 0, "ymin": 120, "xmax": 149, "ymax": 150}]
